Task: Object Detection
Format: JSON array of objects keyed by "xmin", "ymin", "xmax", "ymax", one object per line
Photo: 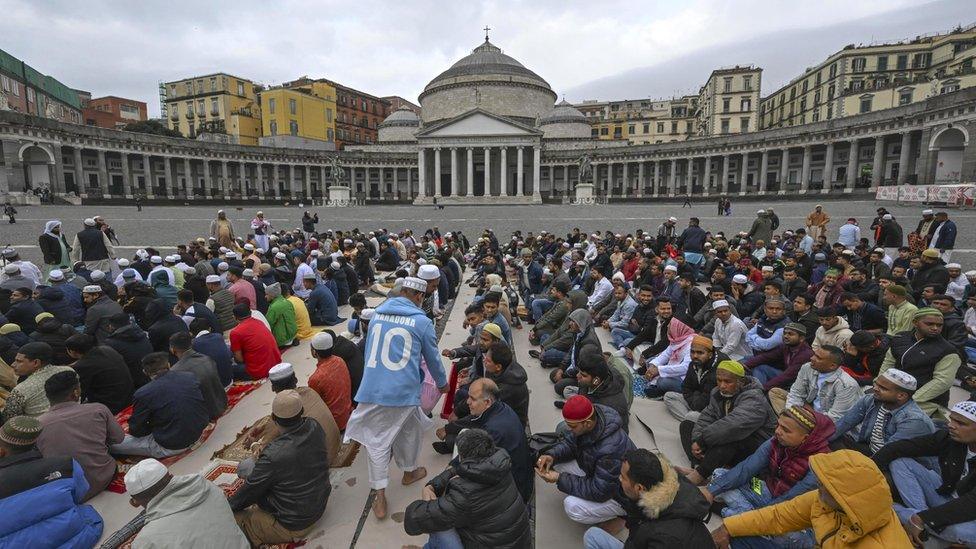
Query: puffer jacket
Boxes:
[
  {"xmin": 812, "ymin": 316, "xmax": 853, "ymax": 351},
  {"xmin": 37, "ymin": 285, "xmax": 85, "ymax": 327},
  {"xmin": 725, "ymin": 450, "xmax": 911, "ymax": 548},
  {"xmin": 541, "ymin": 290, "xmax": 588, "ymax": 352},
  {"xmin": 104, "ymin": 323, "xmax": 154, "ymax": 388},
  {"xmin": 29, "ymin": 317, "xmax": 76, "ymax": 365},
  {"xmin": 692, "ymin": 377, "xmax": 777, "ymax": 449},
  {"xmin": 486, "ymin": 358, "xmax": 529, "ymax": 425},
  {"xmin": 404, "ymin": 448, "xmax": 531, "ymax": 549},
  {"xmin": 581, "ymin": 365, "xmax": 630, "ymax": 432},
  {"xmin": 546, "ymin": 404, "xmax": 637, "ymax": 503},
  {"xmin": 613, "ymin": 453, "xmax": 712, "ymax": 548},
  {"xmin": 134, "ymin": 474, "xmax": 249, "ymax": 548},
  {"xmin": 144, "ymin": 298, "xmax": 190, "ymax": 352}
]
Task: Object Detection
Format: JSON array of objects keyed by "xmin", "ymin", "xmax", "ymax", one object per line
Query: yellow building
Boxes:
[
  {"xmin": 258, "ymin": 80, "xmax": 337, "ymax": 148},
  {"xmin": 577, "ymin": 96, "xmax": 698, "ymax": 144},
  {"xmin": 162, "ymin": 73, "xmax": 262, "ymax": 145},
  {"xmin": 760, "ymin": 24, "xmax": 976, "ymax": 130},
  {"xmin": 697, "ymin": 66, "xmax": 762, "ymax": 136}
]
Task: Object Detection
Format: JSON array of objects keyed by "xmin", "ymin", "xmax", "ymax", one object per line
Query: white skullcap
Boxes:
[
  {"xmin": 225, "ymin": 252, "xmax": 238, "ymax": 259},
  {"xmin": 219, "ymin": 247, "xmax": 229, "ymax": 253},
  {"xmin": 271, "ymin": 247, "xmax": 279, "ymax": 254},
  {"xmin": 310, "ymin": 250, "xmax": 322, "ymax": 257},
  {"xmin": 761, "ymin": 266, "xmax": 774, "ymax": 272},
  {"xmin": 330, "ymin": 261, "xmax": 341, "ymax": 271},
  {"xmin": 242, "ymin": 268, "xmax": 254, "ymax": 278},
  {"xmin": 122, "ymin": 269, "xmax": 137, "ymax": 278},
  {"xmin": 82, "ymin": 285, "xmax": 102, "ymax": 293},
  {"xmin": 643, "ymin": 248, "xmax": 652, "ymax": 254},
  {"xmin": 268, "ymin": 363, "xmax": 295, "ymax": 381},
  {"xmin": 873, "ymin": 248, "xmax": 885, "ymax": 253},
  {"xmin": 164, "ymin": 255, "xmax": 177, "ymax": 263},
  {"xmin": 418, "ymin": 264, "xmax": 440, "ymax": 280},
  {"xmin": 90, "ymin": 270, "xmax": 105, "ymax": 281},
  {"xmin": 83, "ymin": 218, "xmax": 96, "ymax": 226},
  {"xmin": 343, "ymin": 239, "xmax": 352, "ymax": 245},
  {"xmin": 48, "ymin": 269, "xmax": 64, "ymax": 281},
  {"xmin": 255, "ymin": 248, "xmax": 264, "ymax": 254},
  {"xmin": 966, "ymin": 270, "xmax": 976, "ymax": 278},
  {"xmin": 922, "ymin": 209, "xmax": 933, "ymax": 215},
  {"xmin": 302, "ymin": 271, "xmax": 317, "ymax": 280},
  {"xmin": 757, "ymin": 209, "xmax": 765, "ymax": 214},
  {"xmin": 668, "ymin": 216, "xmax": 677, "ymax": 222},
  {"xmin": 275, "ymin": 252, "xmax": 287, "ymax": 260},
  {"xmin": 244, "ymin": 243, "xmax": 254, "ymax": 251},
  {"xmin": 882, "ymin": 214, "xmax": 892, "ymax": 220},
  {"xmin": 124, "ymin": 458, "xmax": 168, "ymax": 496},
  {"xmin": 576, "ymin": 260, "xmax": 586, "ymax": 266},
  {"xmin": 206, "ymin": 275, "xmax": 221, "ymax": 284},
  {"xmin": 573, "ymin": 243, "xmax": 582, "ymax": 249},
  {"xmin": 880, "ymin": 368, "xmax": 917, "ymax": 391},
  {"xmin": 663, "ymin": 265, "xmax": 677, "ymax": 272},
  {"xmin": 360, "ymin": 308, "xmax": 376, "ymax": 321},
  {"xmin": 611, "ymin": 272, "xmax": 625, "ymax": 281},
  {"xmin": 402, "ymin": 277, "xmax": 427, "ymax": 292},
  {"xmin": 712, "ymin": 299, "xmax": 730, "ymax": 310},
  {"xmin": 732, "ymin": 274, "xmax": 748, "ymax": 284},
  {"xmin": 217, "ymin": 262, "xmax": 229, "ymax": 271},
  {"xmin": 417, "ymin": 258, "xmax": 427, "ymax": 265},
  {"xmin": 181, "ymin": 265, "xmax": 196, "ymax": 274},
  {"xmin": 951, "ymin": 401, "xmax": 976, "ymax": 423},
  {"xmin": 256, "ymin": 210, "xmax": 264, "ymax": 216},
  {"xmin": 489, "ymin": 284, "xmax": 504, "ymax": 293},
  {"xmin": 150, "ymin": 255, "xmax": 162, "ymax": 264},
  {"xmin": 136, "ymin": 249, "xmax": 149, "ymax": 259},
  {"xmin": 562, "ymin": 242, "xmax": 570, "ymax": 248},
  {"xmin": 947, "ymin": 263, "xmax": 961, "ymax": 269},
  {"xmin": 117, "ymin": 258, "xmax": 130, "ymax": 267},
  {"xmin": 310, "ymin": 332, "xmax": 334, "ymax": 350},
  {"xmin": 2, "ymin": 264, "xmax": 18, "ymax": 274}
]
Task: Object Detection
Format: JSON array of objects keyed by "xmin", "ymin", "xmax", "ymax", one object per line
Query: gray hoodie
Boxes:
[{"xmin": 134, "ymin": 474, "xmax": 249, "ymax": 549}]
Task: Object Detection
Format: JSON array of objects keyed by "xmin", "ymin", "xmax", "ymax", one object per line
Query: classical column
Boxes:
[
  {"xmin": 897, "ymin": 131, "xmax": 912, "ymax": 185},
  {"xmin": 759, "ymin": 150, "xmax": 770, "ymax": 192},
  {"xmin": 120, "ymin": 153, "xmax": 132, "ymax": 197},
  {"xmin": 287, "ymin": 164, "xmax": 296, "ymax": 198},
  {"xmin": 304, "ymin": 165, "xmax": 312, "ymax": 200},
  {"xmin": 622, "ymin": 162, "xmax": 630, "ymax": 197},
  {"xmin": 450, "ymin": 148, "xmax": 458, "ymax": 197},
  {"xmin": 800, "ymin": 145, "xmax": 812, "ymax": 192},
  {"xmin": 434, "ymin": 148, "xmax": 442, "ymax": 198},
  {"xmin": 73, "ymin": 148, "xmax": 85, "ymax": 195},
  {"xmin": 740, "ymin": 152, "xmax": 749, "ymax": 191},
  {"xmin": 653, "ymin": 161, "xmax": 660, "ymax": 196},
  {"xmin": 846, "ymin": 139, "xmax": 859, "ymax": 191},
  {"xmin": 466, "ymin": 148, "xmax": 474, "ymax": 196},
  {"xmin": 668, "ymin": 159, "xmax": 677, "ymax": 195},
  {"xmin": 270, "ymin": 164, "xmax": 280, "ymax": 199},
  {"xmin": 378, "ymin": 167, "xmax": 385, "ymax": 201},
  {"xmin": 202, "ymin": 159, "xmax": 212, "ymax": 197},
  {"xmin": 417, "ymin": 149, "xmax": 426, "ymax": 198},
  {"xmin": 220, "ymin": 160, "xmax": 229, "ymax": 197},
  {"xmin": 703, "ymin": 156, "xmax": 712, "ymax": 195},
  {"xmin": 516, "ymin": 147, "xmax": 524, "ymax": 197},
  {"xmin": 637, "ymin": 162, "xmax": 645, "ymax": 198},
  {"xmin": 182, "ymin": 157, "xmax": 192, "ymax": 198},
  {"xmin": 391, "ymin": 167, "xmax": 398, "ymax": 200},
  {"xmin": 97, "ymin": 150, "xmax": 109, "ymax": 195},
  {"xmin": 685, "ymin": 158, "xmax": 694, "ymax": 194},
  {"xmin": 141, "ymin": 154, "xmax": 152, "ymax": 198},
  {"xmin": 500, "ymin": 147, "xmax": 508, "ymax": 196},
  {"xmin": 484, "ymin": 147, "xmax": 492, "ymax": 196},
  {"xmin": 871, "ymin": 136, "xmax": 885, "ymax": 188},
  {"xmin": 720, "ymin": 155, "xmax": 730, "ymax": 194},
  {"xmin": 822, "ymin": 143, "xmax": 835, "ymax": 192},
  {"xmin": 163, "ymin": 157, "xmax": 173, "ymax": 198},
  {"xmin": 548, "ymin": 164, "xmax": 555, "ymax": 197},
  {"xmin": 238, "ymin": 162, "xmax": 247, "ymax": 198},
  {"xmin": 532, "ymin": 146, "xmax": 541, "ymax": 200}
]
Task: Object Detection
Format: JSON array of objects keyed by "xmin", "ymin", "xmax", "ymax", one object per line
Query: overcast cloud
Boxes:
[{"xmin": 1, "ymin": 0, "xmax": 971, "ymax": 116}]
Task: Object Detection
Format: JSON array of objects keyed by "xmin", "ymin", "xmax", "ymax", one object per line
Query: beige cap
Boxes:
[{"xmin": 272, "ymin": 390, "xmax": 303, "ymax": 419}]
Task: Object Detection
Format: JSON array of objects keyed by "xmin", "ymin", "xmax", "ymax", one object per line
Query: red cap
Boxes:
[{"xmin": 562, "ymin": 395, "xmax": 594, "ymax": 422}]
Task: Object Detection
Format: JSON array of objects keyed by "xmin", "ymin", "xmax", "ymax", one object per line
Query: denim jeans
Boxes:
[
  {"xmin": 644, "ymin": 375, "xmax": 684, "ymax": 398},
  {"xmin": 531, "ymin": 298, "xmax": 554, "ymax": 321},
  {"xmin": 424, "ymin": 528, "xmax": 464, "ymax": 549},
  {"xmin": 541, "ymin": 348, "xmax": 568, "ymax": 368},
  {"xmin": 749, "ymin": 364, "xmax": 782, "ymax": 386},
  {"xmin": 583, "ymin": 527, "xmax": 624, "ymax": 549},
  {"xmin": 610, "ymin": 327, "xmax": 635, "ymax": 349},
  {"xmin": 110, "ymin": 434, "xmax": 187, "ymax": 458},
  {"xmin": 713, "ymin": 468, "xmax": 815, "ymax": 549},
  {"xmin": 890, "ymin": 457, "xmax": 976, "ymax": 546}
]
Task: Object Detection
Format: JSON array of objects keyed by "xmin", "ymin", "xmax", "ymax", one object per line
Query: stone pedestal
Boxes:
[
  {"xmin": 327, "ymin": 185, "xmax": 352, "ymax": 207},
  {"xmin": 572, "ymin": 183, "xmax": 595, "ymax": 205}
]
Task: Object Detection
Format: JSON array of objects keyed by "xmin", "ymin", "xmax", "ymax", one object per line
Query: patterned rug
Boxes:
[
  {"xmin": 212, "ymin": 415, "xmax": 361, "ymax": 468},
  {"xmin": 105, "ymin": 380, "xmax": 264, "ymax": 494}
]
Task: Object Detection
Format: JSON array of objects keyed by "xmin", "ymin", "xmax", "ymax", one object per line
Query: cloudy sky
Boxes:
[{"xmin": 2, "ymin": 0, "xmax": 972, "ymax": 116}]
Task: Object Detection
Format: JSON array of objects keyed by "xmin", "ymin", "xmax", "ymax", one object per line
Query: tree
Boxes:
[{"xmin": 122, "ymin": 119, "xmax": 184, "ymax": 138}]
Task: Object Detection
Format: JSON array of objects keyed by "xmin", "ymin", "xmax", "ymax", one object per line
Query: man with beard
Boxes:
[
  {"xmin": 913, "ymin": 249, "xmax": 950, "ymax": 300},
  {"xmin": 664, "ymin": 335, "xmax": 727, "ymax": 422},
  {"xmin": 623, "ymin": 297, "xmax": 673, "ymax": 368},
  {"xmin": 745, "ymin": 298, "xmax": 789, "ymax": 354},
  {"xmin": 809, "ymin": 270, "xmax": 844, "ymax": 309}
]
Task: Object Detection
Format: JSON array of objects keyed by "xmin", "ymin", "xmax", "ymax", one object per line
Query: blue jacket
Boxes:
[
  {"xmin": 706, "ymin": 439, "xmax": 819, "ymax": 507},
  {"xmin": 932, "ymin": 219, "xmax": 957, "ymax": 250},
  {"xmin": 193, "ymin": 332, "xmax": 235, "ymax": 387},
  {"xmin": 453, "ymin": 401, "xmax": 533, "ymax": 502},
  {"xmin": 0, "ymin": 451, "xmax": 103, "ymax": 547},
  {"xmin": 830, "ymin": 394, "xmax": 935, "ymax": 446},
  {"xmin": 746, "ymin": 315, "xmax": 788, "ymax": 352},
  {"xmin": 355, "ymin": 296, "xmax": 447, "ymax": 406},
  {"xmin": 129, "ymin": 370, "xmax": 210, "ymax": 450},
  {"xmin": 306, "ymin": 283, "xmax": 344, "ymax": 326},
  {"xmin": 677, "ymin": 225, "xmax": 707, "ymax": 253},
  {"xmin": 38, "ymin": 285, "xmax": 85, "ymax": 327},
  {"xmin": 546, "ymin": 404, "xmax": 636, "ymax": 502}
]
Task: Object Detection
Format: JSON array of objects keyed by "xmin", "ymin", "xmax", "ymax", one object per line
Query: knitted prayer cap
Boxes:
[
  {"xmin": 913, "ymin": 307, "xmax": 943, "ymax": 320},
  {"xmin": 717, "ymin": 360, "xmax": 745, "ymax": 377}
]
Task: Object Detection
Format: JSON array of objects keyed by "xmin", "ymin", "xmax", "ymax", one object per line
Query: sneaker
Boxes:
[
  {"xmin": 553, "ymin": 400, "xmax": 565, "ymax": 409},
  {"xmin": 432, "ymin": 441, "xmax": 453, "ymax": 455},
  {"xmin": 528, "ymin": 350, "xmax": 541, "ymax": 359}
]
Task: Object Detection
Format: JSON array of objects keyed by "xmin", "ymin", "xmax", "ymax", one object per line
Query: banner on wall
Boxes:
[{"xmin": 875, "ymin": 184, "xmax": 976, "ymax": 207}]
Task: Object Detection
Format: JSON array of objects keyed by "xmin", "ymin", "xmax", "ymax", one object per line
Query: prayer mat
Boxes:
[{"xmin": 212, "ymin": 416, "xmax": 361, "ymax": 468}]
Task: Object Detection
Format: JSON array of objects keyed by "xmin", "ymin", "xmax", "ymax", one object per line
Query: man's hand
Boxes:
[
  {"xmin": 421, "ymin": 485, "xmax": 437, "ymax": 501},
  {"xmin": 691, "ymin": 441, "xmax": 705, "ymax": 460},
  {"xmin": 643, "ymin": 365, "xmax": 659, "ymax": 380},
  {"xmin": 601, "ymin": 320, "xmax": 610, "ymax": 330},
  {"xmin": 711, "ymin": 524, "xmax": 731, "ymax": 549},
  {"xmin": 552, "ymin": 369, "xmax": 563, "ymax": 382},
  {"xmin": 624, "ymin": 347, "xmax": 634, "ymax": 360},
  {"xmin": 843, "ymin": 341, "xmax": 859, "ymax": 356},
  {"xmin": 457, "ymin": 369, "xmax": 470, "ymax": 386},
  {"xmin": 905, "ymin": 514, "xmax": 926, "ymax": 548},
  {"xmin": 435, "ymin": 427, "xmax": 447, "ymax": 440},
  {"xmin": 699, "ymin": 486, "xmax": 714, "ymax": 504},
  {"xmin": 441, "ymin": 349, "xmax": 453, "ymax": 358},
  {"xmin": 438, "ymin": 384, "xmax": 449, "ymax": 394},
  {"xmin": 536, "ymin": 468, "xmax": 559, "ymax": 483},
  {"xmin": 536, "ymin": 454, "xmax": 554, "ymax": 472}
]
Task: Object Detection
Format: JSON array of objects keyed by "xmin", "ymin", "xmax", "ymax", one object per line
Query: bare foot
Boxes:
[
  {"xmin": 372, "ymin": 489, "xmax": 387, "ymax": 519},
  {"xmin": 598, "ymin": 517, "xmax": 626, "ymax": 535},
  {"xmin": 402, "ymin": 467, "xmax": 428, "ymax": 485}
]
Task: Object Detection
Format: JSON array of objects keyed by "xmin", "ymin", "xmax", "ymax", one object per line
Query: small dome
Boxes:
[
  {"xmin": 540, "ymin": 99, "xmax": 587, "ymax": 125},
  {"xmin": 379, "ymin": 106, "xmax": 420, "ymax": 127},
  {"xmin": 424, "ymin": 39, "xmax": 551, "ymax": 93}
]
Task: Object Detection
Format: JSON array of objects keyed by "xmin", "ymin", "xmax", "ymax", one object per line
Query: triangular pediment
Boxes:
[{"xmin": 417, "ymin": 109, "xmax": 542, "ymax": 138}]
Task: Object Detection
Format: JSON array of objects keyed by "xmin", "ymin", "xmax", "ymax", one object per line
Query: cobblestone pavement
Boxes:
[{"xmin": 2, "ymin": 198, "xmax": 974, "ymax": 266}]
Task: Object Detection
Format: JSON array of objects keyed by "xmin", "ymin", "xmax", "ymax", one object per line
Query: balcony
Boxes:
[
  {"xmin": 185, "ymin": 111, "xmax": 195, "ymax": 119},
  {"xmin": 211, "ymin": 108, "xmax": 220, "ymax": 116},
  {"xmin": 170, "ymin": 111, "xmax": 179, "ymax": 121}
]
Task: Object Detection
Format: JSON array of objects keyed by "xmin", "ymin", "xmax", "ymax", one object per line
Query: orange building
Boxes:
[{"xmin": 81, "ymin": 95, "xmax": 147, "ymax": 129}]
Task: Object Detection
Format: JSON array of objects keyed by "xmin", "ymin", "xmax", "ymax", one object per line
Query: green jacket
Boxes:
[
  {"xmin": 534, "ymin": 298, "xmax": 569, "ymax": 336},
  {"xmin": 541, "ymin": 290, "xmax": 588, "ymax": 352},
  {"xmin": 266, "ymin": 296, "xmax": 297, "ymax": 346}
]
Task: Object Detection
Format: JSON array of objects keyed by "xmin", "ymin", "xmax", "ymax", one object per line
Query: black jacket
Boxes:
[
  {"xmin": 912, "ymin": 261, "xmax": 950, "ymax": 299},
  {"xmin": 29, "ymin": 318, "xmax": 76, "ymax": 365},
  {"xmin": 626, "ymin": 316, "xmax": 671, "ymax": 358},
  {"xmin": 128, "ymin": 370, "xmax": 209, "ymax": 450},
  {"xmin": 74, "ymin": 345, "xmax": 134, "ymax": 414},
  {"xmin": 228, "ymin": 418, "xmax": 331, "ymax": 530},
  {"xmin": 38, "ymin": 232, "xmax": 71, "ymax": 265},
  {"xmin": 6, "ymin": 299, "xmax": 44, "ymax": 334},
  {"xmin": 451, "ymin": 402, "xmax": 534, "ymax": 503},
  {"xmin": 405, "ymin": 448, "xmax": 531, "ymax": 549},
  {"xmin": 874, "ymin": 429, "xmax": 976, "ymax": 533},
  {"xmin": 888, "ymin": 331, "xmax": 958, "ymax": 408},
  {"xmin": 582, "ymin": 366, "xmax": 630, "ymax": 432},
  {"xmin": 74, "ymin": 227, "xmax": 109, "ymax": 261},
  {"xmin": 680, "ymin": 351, "xmax": 728, "ymax": 414},
  {"xmin": 104, "ymin": 323, "xmax": 154, "ymax": 388},
  {"xmin": 485, "ymin": 359, "xmax": 529, "ymax": 425},
  {"xmin": 144, "ymin": 298, "xmax": 189, "ymax": 352},
  {"xmin": 172, "ymin": 349, "xmax": 227, "ymax": 420},
  {"xmin": 183, "ymin": 275, "xmax": 210, "ymax": 305},
  {"xmin": 331, "ymin": 334, "xmax": 364, "ymax": 403}
]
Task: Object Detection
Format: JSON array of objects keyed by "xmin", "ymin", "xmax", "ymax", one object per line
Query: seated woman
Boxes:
[{"xmin": 700, "ymin": 405, "xmax": 834, "ymax": 548}]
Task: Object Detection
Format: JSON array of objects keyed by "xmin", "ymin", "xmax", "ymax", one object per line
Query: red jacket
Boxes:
[{"xmin": 743, "ymin": 341, "xmax": 814, "ymax": 391}]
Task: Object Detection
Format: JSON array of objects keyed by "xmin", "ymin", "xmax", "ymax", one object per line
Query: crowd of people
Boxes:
[{"xmin": 0, "ymin": 203, "xmax": 972, "ymax": 548}]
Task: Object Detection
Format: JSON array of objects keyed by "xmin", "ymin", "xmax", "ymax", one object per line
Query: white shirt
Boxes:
[
  {"xmin": 587, "ymin": 277, "xmax": 613, "ymax": 308},
  {"xmin": 584, "ymin": 242, "xmax": 598, "ymax": 262},
  {"xmin": 838, "ymin": 223, "xmax": 861, "ymax": 247},
  {"xmin": 293, "ymin": 262, "xmax": 314, "ymax": 298}
]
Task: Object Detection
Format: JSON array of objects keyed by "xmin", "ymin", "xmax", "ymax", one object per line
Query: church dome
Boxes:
[
  {"xmin": 540, "ymin": 99, "xmax": 587, "ymax": 125},
  {"xmin": 379, "ymin": 106, "xmax": 420, "ymax": 127},
  {"xmin": 424, "ymin": 40, "xmax": 552, "ymax": 92},
  {"xmin": 378, "ymin": 106, "xmax": 420, "ymax": 142}
]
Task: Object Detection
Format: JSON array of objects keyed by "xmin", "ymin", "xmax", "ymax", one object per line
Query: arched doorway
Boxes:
[
  {"xmin": 930, "ymin": 126, "xmax": 968, "ymax": 185},
  {"xmin": 17, "ymin": 144, "xmax": 56, "ymax": 195}
]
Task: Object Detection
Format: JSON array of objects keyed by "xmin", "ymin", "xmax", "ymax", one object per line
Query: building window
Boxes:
[
  {"xmin": 326, "ymin": 108, "xmax": 332, "ymax": 122},
  {"xmin": 877, "ymin": 56, "xmax": 888, "ymax": 71},
  {"xmin": 657, "ymin": 122, "xmax": 664, "ymax": 133},
  {"xmin": 290, "ymin": 120, "xmax": 299, "ymax": 136},
  {"xmin": 670, "ymin": 121, "xmax": 678, "ymax": 134},
  {"xmin": 327, "ymin": 128, "xmax": 334, "ymax": 141},
  {"xmin": 829, "ymin": 63, "xmax": 837, "ymax": 79},
  {"xmin": 941, "ymin": 80, "xmax": 960, "ymax": 94},
  {"xmin": 827, "ymin": 84, "xmax": 835, "ymax": 100},
  {"xmin": 827, "ymin": 104, "xmax": 833, "ymax": 119},
  {"xmin": 743, "ymin": 75, "xmax": 752, "ymax": 91},
  {"xmin": 27, "ymin": 88, "xmax": 35, "ymax": 103},
  {"xmin": 196, "ymin": 80, "xmax": 203, "ymax": 94},
  {"xmin": 185, "ymin": 82, "xmax": 192, "ymax": 94},
  {"xmin": 913, "ymin": 52, "xmax": 932, "ymax": 68},
  {"xmin": 723, "ymin": 77, "xmax": 732, "ymax": 92},
  {"xmin": 643, "ymin": 123, "xmax": 649, "ymax": 133},
  {"xmin": 859, "ymin": 96, "xmax": 873, "ymax": 113},
  {"xmin": 812, "ymin": 109, "xmax": 820, "ymax": 122},
  {"xmin": 186, "ymin": 101, "xmax": 193, "ymax": 115},
  {"xmin": 0, "ymin": 75, "xmax": 8, "ymax": 92},
  {"xmin": 740, "ymin": 98, "xmax": 751, "ymax": 111},
  {"xmin": 361, "ymin": 99, "xmax": 367, "ymax": 111},
  {"xmin": 896, "ymin": 54, "xmax": 908, "ymax": 70},
  {"xmin": 899, "ymin": 89, "xmax": 913, "ymax": 105},
  {"xmin": 802, "ymin": 80, "xmax": 809, "ymax": 93},
  {"xmin": 722, "ymin": 98, "xmax": 730, "ymax": 113},
  {"xmin": 815, "ymin": 72, "xmax": 822, "ymax": 86},
  {"xmin": 600, "ymin": 127, "xmax": 608, "ymax": 136},
  {"xmin": 268, "ymin": 98, "xmax": 275, "ymax": 114},
  {"xmin": 210, "ymin": 77, "xmax": 217, "ymax": 92},
  {"xmin": 720, "ymin": 119, "xmax": 730, "ymax": 134},
  {"xmin": 686, "ymin": 121, "xmax": 693, "ymax": 134},
  {"xmin": 237, "ymin": 82, "xmax": 245, "ymax": 96},
  {"xmin": 740, "ymin": 117, "xmax": 749, "ymax": 131},
  {"xmin": 210, "ymin": 97, "xmax": 219, "ymax": 115},
  {"xmin": 197, "ymin": 100, "xmax": 205, "ymax": 117},
  {"xmin": 790, "ymin": 87, "xmax": 796, "ymax": 99},
  {"xmin": 628, "ymin": 125, "xmax": 635, "ymax": 134},
  {"xmin": 852, "ymin": 57, "xmax": 866, "ymax": 72},
  {"xmin": 289, "ymin": 98, "xmax": 297, "ymax": 115}
]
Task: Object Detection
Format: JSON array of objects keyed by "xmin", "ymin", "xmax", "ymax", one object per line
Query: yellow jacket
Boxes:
[
  {"xmin": 287, "ymin": 295, "xmax": 316, "ymax": 340},
  {"xmin": 724, "ymin": 450, "xmax": 912, "ymax": 548}
]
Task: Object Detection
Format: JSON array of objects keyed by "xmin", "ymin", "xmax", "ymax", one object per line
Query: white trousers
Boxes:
[
  {"xmin": 555, "ymin": 461, "xmax": 626, "ymax": 524},
  {"xmin": 345, "ymin": 404, "xmax": 431, "ymax": 490}
]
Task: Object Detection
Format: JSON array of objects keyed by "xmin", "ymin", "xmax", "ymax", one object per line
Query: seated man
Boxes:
[
  {"xmin": 701, "ymin": 406, "xmax": 834, "ymax": 548},
  {"xmin": 743, "ymin": 322, "xmax": 813, "ymax": 390},
  {"xmin": 583, "ymin": 449, "xmax": 712, "ymax": 549},
  {"xmin": 770, "ymin": 345, "xmax": 860, "ymax": 420},
  {"xmin": 711, "ymin": 450, "xmax": 911, "ymax": 547},
  {"xmin": 229, "ymin": 390, "xmax": 331, "ymax": 547},
  {"xmin": 229, "ymin": 304, "xmax": 282, "ymax": 381},
  {"xmin": 307, "ymin": 331, "xmax": 352, "ymax": 430},
  {"xmin": 1, "ymin": 342, "xmax": 73, "ymax": 422},
  {"xmin": 744, "ymin": 298, "xmax": 789, "ymax": 354},
  {"xmin": 841, "ymin": 329, "xmax": 890, "ymax": 386},
  {"xmin": 482, "ymin": 341, "xmax": 529, "ymax": 425},
  {"xmin": 609, "ymin": 284, "xmax": 655, "ymax": 349},
  {"xmin": 831, "ymin": 368, "xmax": 934, "ymax": 454},
  {"xmin": 110, "ymin": 352, "xmax": 209, "ymax": 458},
  {"xmin": 124, "ymin": 458, "xmax": 250, "ymax": 548},
  {"xmin": 712, "ymin": 299, "xmax": 751, "ymax": 361},
  {"xmin": 536, "ymin": 396, "xmax": 636, "ymax": 525},
  {"xmin": 621, "ymin": 297, "xmax": 673, "ymax": 367},
  {"xmin": 546, "ymin": 311, "xmax": 600, "ymax": 399},
  {"xmin": 574, "ymin": 349, "xmax": 629, "ymax": 432},
  {"xmin": 103, "ymin": 312, "xmax": 154, "ymax": 389},
  {"xmin": 678, "ymin": 360, "xmax": 777, "ymax": 485},
  {"xmin": 663, "ymin": 335, "xmax": 727, "ymax": 422},
  {"xmin": 529, "ymin": 278, "xmax": 571, "ymax": 346},
  {"xmin": 0, "ymin": 416, "xmax": 103, "ymax": 547},
  {"xmin": 811, "ymin": 306, "xmax": 853, "ymax": 351},
  {"xmin": 264, "ymin": 282, "xmax": 297, "ymax": 348},
  {"xmin": 37, "ymin": 371, "xmax": 125, "ymax": 501},
  {"xmin": 641, "ymin": 318, "xmax": 696, "ymax": 398},
  {"xmin": 605, "ymin": 285, "xmax": 638, "ymax": 349},
  {"xmin": 189, "ymin": 318, "xmax": 234, "ymax": 388},
  {"xmin": 303, "ymin": 273, "xmax": 344, "ymax": 326},
  {"xmin": 444, "ymin": 322, "xmax": 503, "ymax": 418},
  {"xmin": 169, "ymin": 331, "xmax": 227, "ymax": 421},
  {"xmin": 873, "ymin": 401, "xmax": 976, "ymax": 547},
  {"xmin": 65, "ymin": 333, "xmax": 134, "ymax": 415},
  {"xmin": 404, "ymin": 429, "xmax": 531, "ymax": 549},
  {"xmin": 839, "ymin": 291, "xmax": 886, "ymax": 333}
]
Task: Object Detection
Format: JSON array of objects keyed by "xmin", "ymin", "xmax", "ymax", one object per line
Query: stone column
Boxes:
[
  {"xmin": 897, "ymin": 131, "xmax": 912, "ymax": 185},
  {"xmin": 287, "ymin": 164, "xmax": 296, "ymax": 199},
  {"xmin": 500, "ymin": 147, "xmax": 508, "ymax": 196},
  {"xmin": 466, "ymin": 148, "xmax": 474, "ymax": 196},
  {"xmin": 220, "ymin": 160, "xmax": 229, "ymax": 197},
  {"xmin": 73, "ymin": 148, "xmax": 85, "ymax": 195},
  {"xmin": 778, "ymin": 149, "xmax": 789, "ymax": 190},
  {"xmin": 759, "ymin": 150, "xmax": 770, "ymax": 193},
  {"xmin": 800, "ymin": 145, "xmax": 812, "ymax": 192},
  {"xmin": 548, "ymin": 163, "xmax": 555, "ymax": 197},
  {"xmin": 516, "ymin": 147, "xmax": 524, "ymax": 197},
  {"xmin": 871, "ymin": 136, "xmax": 885, "ymax": 188},
  {"xmin": 434, "ymin": 148, "xmax": 442, "ymax": 198},
  {"xmin": 622, "ymin": 162, "xmax": 630, "ymax": 197},
  {"xmin": 238, "ymin": 162, "xmax": 246, "ymax": 198},
  {"xmin": 202, "ymin": 159, "xmax": 212, "ymax": 197},
  {"xmin": 668, "ymin": 159, "xmax": 677, "ymax": 195},
  {"xmin": 653, "ymin": 161, "xmax": 660, "ymax": 197},
  {"xmin": 97, "ymin": 150, "xmax": 109, "ymax": 196},
  {"xmin": 703, "ymin": 156, "xmax": 712, "ymax": 196},
  {"xmin": 450, "ymin": 148, "xmax": 458, "ymax": 197},
  {"xmin": 407, "ymin": 168, "xmax": 413, "ymax": 199},
  {"xmin": 846, "ymin": 139, "xmax": 859, "ymax": 191},
  {"xmin": 740, "ymin": 152, "xmax": 749, "ymax": 191},
  {"xmin": 163, "ymin": 157, "xmax": 173, "ymax": 198},
  {"xmin": 532, "ymin": 146, "xmax": 541, "ymax": 200},
  {"xmin": 685, "ymin": 158, "xmax": 693, "ymax": 194},
  {"xmin": 721, "ymin": 155, "xmax": 730, "ymax": 194},
  {"xmin": 183, "ymin": 157, "xmax": 192, "ymax": 198},
  {"xmin": 120, "ymin": 152, "xmax": 132, "ymax": 197},
  {"xmin": 564, "ymin": 164, "xmax": 571, "ymax": 195},
  {"xmin": 484, "ymin": 147, "xmax": 492, "ymax": 196},
  {"xmin": 417, "ymin": 149, "xmax": 426, "ymax": 198},
  {"xmin": 142, "ymin": 154, "xmax": 152, "ymax": 198},
  {"xmin": 378, "ymin": 167, "xmax": 385, "ymax": 201},
  {"xmin": 637, "ymin": 162, "xmax": 645, "ymax": 197},
  {"xmin": 822, "ymin": 143, "xmax": 835, "ymax": 192},
  {"xmin": 270, "ymin": 164, "xmax": 280, "ymax": 199},
  {"xmin": 391, "ymin": 167, "xmax": 398, "ymax": 200}
]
